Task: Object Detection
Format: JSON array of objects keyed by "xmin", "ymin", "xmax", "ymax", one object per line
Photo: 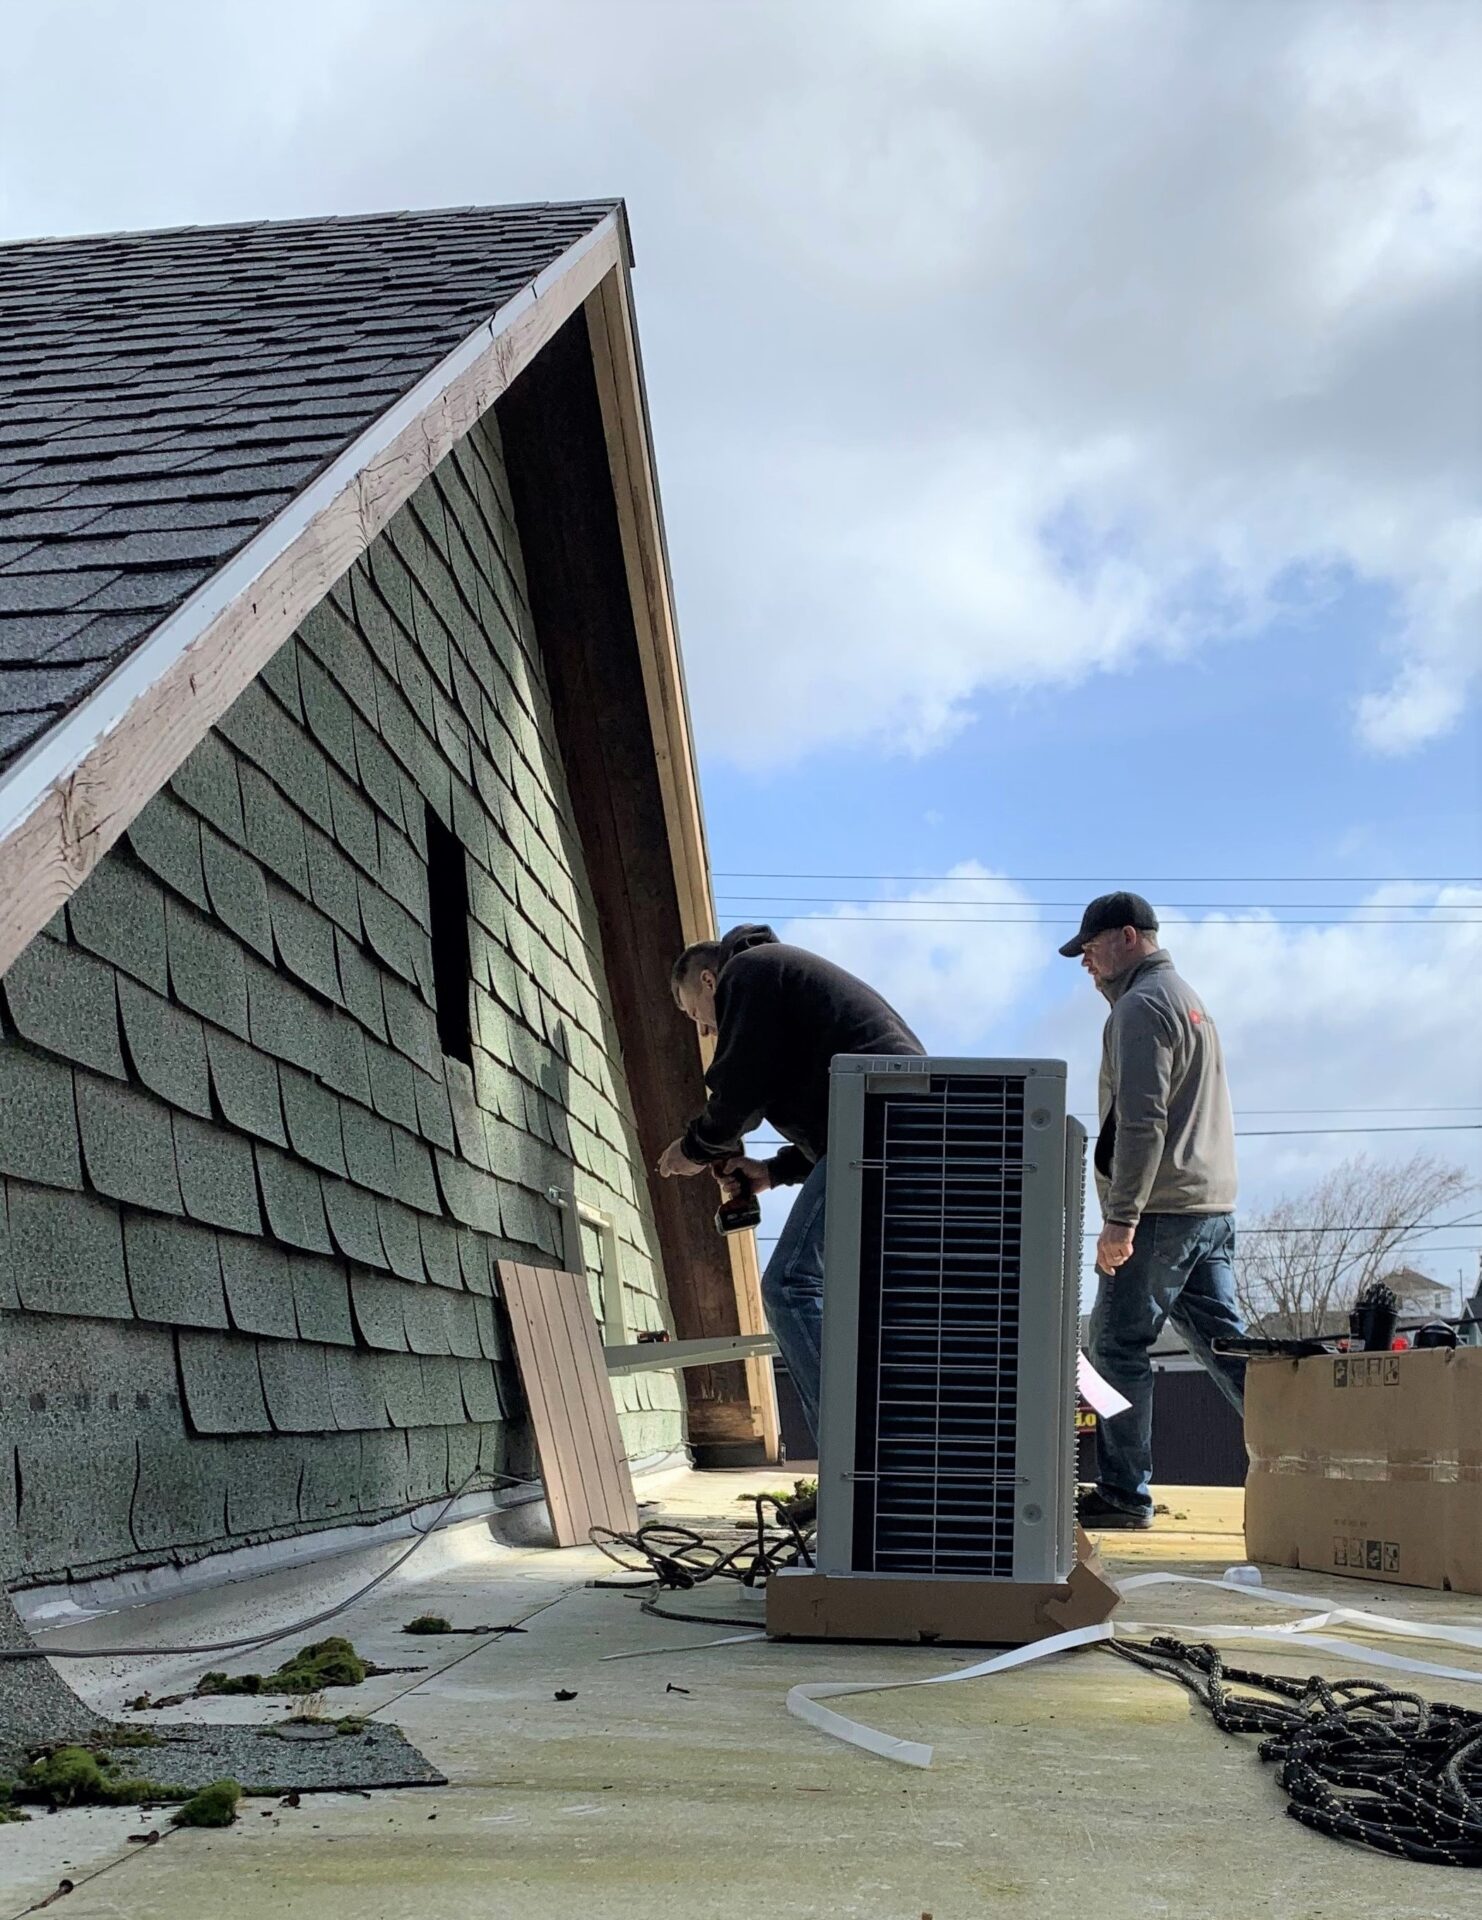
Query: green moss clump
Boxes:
[
  {"xmin": 0, "ymin": 1786, "xmax": 30, "ymax": 1824},
  {"xmin": 403, "ymin": 1614, "xmax": 452, "ymax": 1636},
  {"xmin": 195, "ymin": 1635, "xmax": 370, "ymax": 1700},
  {"xmin": 18, "ymin": 1747, "xmax": 178, "ymax": 1809},
  {"xmin": 296, "ymin": 1652, "xmax": 364, "ymax": 1690},
  {"xmin": 743, "ymin": 1477, "xmax": 818, "ymax": 1513},
  {"xmin": 171, "ymin": 1779, "xmax": 242, "ymax": 1829},
  {"xmin": 334, "ymin": 1716, "xmax": 368, "ymax": 1735},
  {"xmin": 198, "ymin": 1670, "xmax": 263, "ymax": 1697}
]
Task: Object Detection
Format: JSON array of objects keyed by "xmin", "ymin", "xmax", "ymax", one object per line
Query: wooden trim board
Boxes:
[
  {"xmin": 583, "ymin": 269, "xmax": 779, "ymax": 1462},
  {"xmin": 498, "ymin": 1261, "xmax": 638, "ymax": 1547},
  {"xmin": 0, "ymin": 213, "xmax": 623, "ymax": 979}
]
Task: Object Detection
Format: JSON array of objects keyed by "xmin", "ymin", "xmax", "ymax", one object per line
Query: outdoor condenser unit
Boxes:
[{"xmin": 768, "ymin": 1057, "xmax": 1110, "ymax": 1644}]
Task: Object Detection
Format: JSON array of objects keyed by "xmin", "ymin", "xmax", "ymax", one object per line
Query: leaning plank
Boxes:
[
  {"xmin": 497, "ymin": 1261, "xmax": 637, "ymax": 1546},
  {"xmin": 549, "ymin": 1260, "xmax": 633, "ymax": 1530}
]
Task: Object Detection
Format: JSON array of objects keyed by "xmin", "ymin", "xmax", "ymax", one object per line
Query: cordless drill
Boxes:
[{"xmin": 713, "ymin": 1164, "xmax": 762, "ymax": 1236}]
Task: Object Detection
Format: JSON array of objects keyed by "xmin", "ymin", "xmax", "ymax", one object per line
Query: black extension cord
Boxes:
[{"xmin": 1108, "ymin": 1636, "xmax": 1482, "ymax": 1867}]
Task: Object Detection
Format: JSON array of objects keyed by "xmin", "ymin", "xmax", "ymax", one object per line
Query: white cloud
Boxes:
[
  {"xmin": 1153, "ymin": 888, "xmax": 1482, "ymax": 1149},
  {"xmin": 1040, "ymin": 891, "xmax": 1482, "ymax": 1225},
  {"xmin": 778, "ymin": 864, "xmax": 1047, "ymax": 1050},
  {"xmin": 752, "ymin": 884, "xmax": 1482, "ymax": 1296},
  {"xmin": 664, "ymin": 0, "xmax": 1482, "ymax": 764},
  {"xmin": 766, "ymin": 878, "xmax": 1482, "ymax": 1218},
  {"xmin": 3, "ymin": 2, "xmax": 1475, "ymax": 764}
]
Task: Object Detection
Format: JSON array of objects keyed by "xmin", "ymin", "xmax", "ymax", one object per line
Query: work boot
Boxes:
[{"xmin": 1078, "ymin": 1488, "xmax": 1153, "ymax": 1531}]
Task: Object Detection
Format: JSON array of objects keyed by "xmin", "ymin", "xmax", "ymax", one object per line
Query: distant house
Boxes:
[
  {"xmin": 1381, "ymin": 1266, "xmax": 1454, "ymax": 1315},
  {"xmin": 0, "ymin": 202, "xmax": 774, "ymax": 1593}
]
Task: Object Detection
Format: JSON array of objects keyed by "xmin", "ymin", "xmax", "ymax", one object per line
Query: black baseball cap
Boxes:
[{"xmin": 1058, "ymin": 891, "xmax": 1159, "ymax": 958}]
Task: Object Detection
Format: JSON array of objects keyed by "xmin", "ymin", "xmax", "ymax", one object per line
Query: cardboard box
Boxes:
[
  {"xmin": 766, "ymin": 1528, "xmax": 1120, "ymax": 1645},
  {"xmin": 1245, "ymin": 1347, "xmax": 1482, "ymax": 1595}
]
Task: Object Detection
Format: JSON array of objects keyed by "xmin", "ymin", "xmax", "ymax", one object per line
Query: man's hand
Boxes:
[
  {"xmin": 716, "ymin": 1155, "xmax": 772, "ymax": 1201},
  {"xmin": 657, "ymin": 1138, "xmax": 707, "ymax": 1179},
  {"xmin": 1096, "ymin": 1222, "xmax": 1136, "ymax": 1274}
]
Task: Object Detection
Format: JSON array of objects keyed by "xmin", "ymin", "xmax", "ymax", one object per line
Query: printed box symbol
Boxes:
[
  {"xmin": 1383, "ymin": 1542, "xmax": 1400, "ymax": 1573},
  {"xmin": 1366, "ymin": 1539, "xmax": 1383, "ymax": 1570},
  {"xmin": 1349, "ymin": 1537, "xmax": 1363, "ymax": 1568},
  {"xmin": 1333, "ymin": 1360, "xmax": 1349, "ymax": 1389},
  {"xmin": 1333, "ymin": 1537, "xmax": 1348, "ymax": 1567},
  {"xmin": 1383, "ymin": 1357, "xmax": 1400, "ymax": 1385}
]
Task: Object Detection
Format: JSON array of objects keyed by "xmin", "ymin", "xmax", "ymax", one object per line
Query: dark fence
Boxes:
[
  {"xmin": 1078, "ymin": 1370, "xmax": 1247, "ymax": 1487},
  {"xmin": 784, "ymin": 1364, "xmax": 1247, "ymax": 1488}
]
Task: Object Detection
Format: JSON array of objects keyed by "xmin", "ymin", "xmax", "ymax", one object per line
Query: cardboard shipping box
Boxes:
[{"xmin": 1245, "ymin": 1347, "xmax": 1482, "ymax": 1595}]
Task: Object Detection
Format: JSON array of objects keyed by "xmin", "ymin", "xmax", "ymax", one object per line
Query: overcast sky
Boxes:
[{"xmin": 4, "ymin": 0, "xmax": 1479, "ymax": 1290}]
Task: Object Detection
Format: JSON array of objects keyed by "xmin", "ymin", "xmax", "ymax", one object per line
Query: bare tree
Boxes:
[{"xmin": 1235, "ymin": 1152, "xmax": 1478, "ymax": 1341}]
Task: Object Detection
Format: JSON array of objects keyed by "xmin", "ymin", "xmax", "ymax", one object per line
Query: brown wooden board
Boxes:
[{"xmin": 497, "ymin": 1260, "xmax": 637, "ymax": 1545}]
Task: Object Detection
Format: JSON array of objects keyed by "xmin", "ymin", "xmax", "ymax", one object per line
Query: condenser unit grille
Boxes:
[{"xmin": 850, "ymin": 1074, "xmax": 1026, "ymax": 1577}]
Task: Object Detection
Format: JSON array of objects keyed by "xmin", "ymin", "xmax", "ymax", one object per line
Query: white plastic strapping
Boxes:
[{"xmin": 785, "ymin": 1567, "xmax": 1482, "ymax": 1768}]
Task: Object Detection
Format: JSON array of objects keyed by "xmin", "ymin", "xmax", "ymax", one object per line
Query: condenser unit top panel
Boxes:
[{"xmin": 830, "ymin": 1056, "xmax": 1068, "ymax": 1082}]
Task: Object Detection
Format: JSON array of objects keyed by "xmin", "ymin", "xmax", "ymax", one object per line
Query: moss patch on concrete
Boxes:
[
  {"xmin": 13, "ymin": 1744, "xmax": 182, "ymax": 1809},
  {"xmin": 171, "ymin": 1778, "xmax": 242, "ymax": 1828},
  {"xmin": 198, "ymin": 1635, "xmax": 370, "ymax": 1698}
]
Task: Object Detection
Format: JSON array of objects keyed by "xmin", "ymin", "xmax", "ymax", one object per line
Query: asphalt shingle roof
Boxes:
[{"xmin": 0, "ymin": 200, "xmax": 618, "ymax": 771}]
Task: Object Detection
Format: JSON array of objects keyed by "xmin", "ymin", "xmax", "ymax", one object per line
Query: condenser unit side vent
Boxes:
[{"xmin": 815, "ymin": 1056, "xmax": 1080, "ymax": 1587}]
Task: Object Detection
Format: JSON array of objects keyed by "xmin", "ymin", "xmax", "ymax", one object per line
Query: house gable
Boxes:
[{"xmin": 0, "ymin": 410, "xmax": 680, "ymax": 1586}]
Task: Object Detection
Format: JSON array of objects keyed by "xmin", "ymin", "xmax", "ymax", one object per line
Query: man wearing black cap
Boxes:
[{"xmin": 1061, "ymin": 894, "xmax": 1245, "ymax": 1529}]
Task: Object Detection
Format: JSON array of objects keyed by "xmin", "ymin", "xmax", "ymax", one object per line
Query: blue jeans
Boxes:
[
  {"xmin": 762, "ymin": 1156, "xmax": 829, "ymax": 1451},
  {"xmin": 1088, "ymin": 1212, "xmax": 1246, "ymax": 1516}
]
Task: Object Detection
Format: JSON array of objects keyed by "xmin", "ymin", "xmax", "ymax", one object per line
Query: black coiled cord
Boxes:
[
  {"xmin": 589, "ymin": 1495, "xmax": 815, "ymax": 1626},
  {"xmin": 1108, "ymin": 1635, "xmax": 1482, "ymax": 1867}
]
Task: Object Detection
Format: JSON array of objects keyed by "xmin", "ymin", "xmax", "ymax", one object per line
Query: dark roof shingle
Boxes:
[{"xmin": 0, "ymin": 200, "xmax": 618, "ymax": 770}]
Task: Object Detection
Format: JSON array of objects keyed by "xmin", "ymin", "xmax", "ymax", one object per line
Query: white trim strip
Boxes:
[{"xmin": 785, "ymin": 1566, "xmax": 1482, "ymax": 1768}]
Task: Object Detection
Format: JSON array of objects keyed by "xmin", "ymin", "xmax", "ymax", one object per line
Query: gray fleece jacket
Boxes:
[{"xmin": 1095, "ymin": 950, "xmax": 1237, "ymax": 1225}]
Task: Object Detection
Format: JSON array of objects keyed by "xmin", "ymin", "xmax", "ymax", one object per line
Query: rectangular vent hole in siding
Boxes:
[{"xmin": 426, "ymin": 801, "xmax": 473, "ymax": 1066}]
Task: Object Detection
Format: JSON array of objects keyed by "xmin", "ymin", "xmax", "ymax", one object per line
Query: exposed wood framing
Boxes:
[
  {"xmin": 499, "ymin": 310, "xmax": 775, "ymax": 1466},
  {"xmin": 583, "ymin": 267, "xmax": 780, "ymax": 1464},
  {"xmin": 0, "ymin": 214, "xmax": 623, "ymax": 979}
]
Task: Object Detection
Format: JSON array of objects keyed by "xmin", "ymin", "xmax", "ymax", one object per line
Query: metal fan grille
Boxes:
[{"xmin": 849, "ymin": 1074, "xmax": 1026, "ymax": 1576}]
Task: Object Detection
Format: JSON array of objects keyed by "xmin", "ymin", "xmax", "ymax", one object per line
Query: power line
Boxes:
[
  {"xmin": 1065, "ymin": 1108, "xmax": 1481, "ymax": 1121},
  {"xmin": 750, "ymin": 1119, "xmax": 1481, "ymax": 1142},
  {"xmin": 755, "ymin": 1233, "xmax": 1482, "ymax": 1248},
  {"xmin": 719, "ymin": 913, "xmax": 1480, "ymax": 928},
  {"xmin": 712, "ymin": 871, "xmax": 1482, "ymax": 885},
  {"xmin": 1169, "ymin": 1106, "xmax": 1481, "ymax": 1117},
  {"xmin": 715, "ymin": 895, "xmax": 1482, "ymax": 912},
  {"xmin": 1231, "ymin": 1124, "xmax": 1482, "ymax": 1138},
  {"xmin": 753, "ymin": 1235, "xmax": 1482, "ymax": 1248},
  {"xmin": 751, "ymin": 1211, "xmax": 1482, "ymax": 1241},
  {"xmin": 754, "ymin": 1107, "xmax": 1480, "ymax": 1128}
]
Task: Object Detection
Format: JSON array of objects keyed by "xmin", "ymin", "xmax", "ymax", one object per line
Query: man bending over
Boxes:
[{"xmin": 658, "ymin": 924, "xmax": 923, "ymax": 1447}]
